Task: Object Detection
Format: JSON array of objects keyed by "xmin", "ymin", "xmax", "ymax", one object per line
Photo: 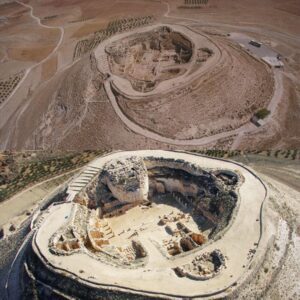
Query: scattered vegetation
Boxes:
[
  {"xmin": 178, "ymin": 0, "xmax": 209, "ymax": 8},
  {"xmin": 201, "ymin": 47, "xmax": 214, "ymax": 56},
  {"xmin": 255, "ymin": 108, "xmax": 270, "ymax": 120},
  {"xmin": 0, "ymin": 150, "xmax": 108, "ymax": 202},
  {"xmin": 191, "ymin": 149, "xmax": 300, "ymax": 160},
  {"xmin": 0, "ymin": 70, "xmax": 25, "ymax": 105},
  {"xmin": 1, "ymin": 149, "xmax": 298, "ymax": 202},
  {"xmin": 73, "ymin": 16, "xmax": 154, "ymax": 60}
]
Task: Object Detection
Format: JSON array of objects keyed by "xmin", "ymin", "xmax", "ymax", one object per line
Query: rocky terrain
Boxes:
[{"xmin": 0, "ymin": 0, "xmax": 298, "ymax": 150}]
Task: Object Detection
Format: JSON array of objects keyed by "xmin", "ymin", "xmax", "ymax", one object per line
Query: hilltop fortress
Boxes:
[{"xmin": 22, "ymin": 151, "xmax": 267, "ymax": 299}]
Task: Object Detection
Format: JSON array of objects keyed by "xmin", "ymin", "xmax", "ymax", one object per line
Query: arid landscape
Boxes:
[
  {"xmin": 0, "ymin": 0, "xmax": 299, "ymax": 150},
  {"xmin": 0, "ymin": 1, "xmax": 299, "ymax": 299},
  {"xmin": 0, "ymin": 150, "xmax": 298, "ymax": 299}
]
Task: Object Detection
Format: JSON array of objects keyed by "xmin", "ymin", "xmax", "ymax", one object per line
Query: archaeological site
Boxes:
[
  {"xmin": 0, "ymin": 0, "xmax": 299, "ymax": 149},
  {"xmin": 17, "ymin": 150, "xmax": 270, "ymax": 299},
  {"xmin": 0, "ymin": 1, "xmax": 299, "ymax": 299}
]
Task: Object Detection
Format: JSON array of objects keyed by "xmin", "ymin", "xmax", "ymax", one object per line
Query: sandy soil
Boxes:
[
  {"xmin": 0, "ymin": 0, "xmax": 299, "ymax": 150},
  {"xmin": 164, "ymin": 0, "xmax": 300, "ymax": 149},
  {"xmin": 107, "ymin": 201, "xmax": 201, "ymax": 248},
  {"xmin": 0, "ymin": 170, "xmax": 76, "ymax": 230},
  {"xmin": 1, "ymin": 151, "xmax": 298, "ymax": 299},
  {"xmin": 227, "ymin": 166, "xmax": 300, "ymax": 299},
  {"xmin": 0, "ymin": 1, "xmax": 59, "ymax": 73}
]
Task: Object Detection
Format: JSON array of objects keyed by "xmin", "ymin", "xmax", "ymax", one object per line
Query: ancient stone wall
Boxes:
[
  {"xmin": 174, "ymin": 249, "xmax": 225, "ymax": 280},
  {"xmin": 101, "ymin": 156, "xmax": 149, "ymax": 203},
  {"xmin": 145, "ymin": 156, "xmax": 211, "ymax": 178}
]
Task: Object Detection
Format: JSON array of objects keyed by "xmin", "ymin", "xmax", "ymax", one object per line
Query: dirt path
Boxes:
[
  {"xmin": 35, "ymin": 150, "xmax": 267, "ymax": 298},
  {"xmin": 0, "ymin": 1, "xmax": 64, "ymax": 112},
  {"xmin": 101, "ymin": 1, "xmax": 284, "ymax": 147},
  {"xmin": 0, "ymin": 168, "xmax": 80, "ymax": 228},
  {"xmin": 231, "ymin": 69, "xmax": 283, "ymax": 149},
  {"xmin": 105, "ymin": 79, "xmax": 251, "ymax": 146},
  {"xmin": 0, "ymin": 1, "xmax": 285, "ymax": 149},
  {"xmin": 105, "ymin": 62, "xmax": 282, "ymax": 147},
  {"xmin": 163, "ymin": 1, "xmax": 299, "ymax": 45}
]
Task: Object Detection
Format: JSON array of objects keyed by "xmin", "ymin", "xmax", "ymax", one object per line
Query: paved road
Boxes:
[
  {"xmin": 35, "ymin": 150, "xmax": 267, "ymax": 298},
  {"xmin": 105, "ymin": 63, "xmax": 283, "ymax": 147},
  {"xmin": 105, "ymin": 79, "xmax": 255, "ymax": 146},
  {"xmin": 0, "ymin": 1, "xmax": 285, "ymax": 149}
]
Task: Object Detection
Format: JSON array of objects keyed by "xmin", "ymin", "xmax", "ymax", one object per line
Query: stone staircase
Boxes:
[{"xmin": 67, "ymin": 166, "xmax": 101, "ymax": 194}]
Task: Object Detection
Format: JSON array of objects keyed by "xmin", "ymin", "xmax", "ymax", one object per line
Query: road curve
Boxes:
[
  {"xmin": 0, "ymin": 1, "xmax": 64, "ymax": 112},
  {"xmin": 104, "ymin": 68, "xmax": 282, "ymax": 147},
  {"xmin": 100, "ymin": 1, "xmax": 283, "ymax": 147},
  {"xmin": 105, "ymin": 80, "xmax": 253, "ymax": 146},
  {"xmin": 0, "ymin": 1, "xmax": 284, "ymax": 148}
]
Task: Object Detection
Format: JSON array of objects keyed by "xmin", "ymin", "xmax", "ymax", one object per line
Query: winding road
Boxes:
[
  {"xmin": 0, "ymin": 0, "xmax": 285, "ymax": 149},
  {"xmin": 102, "ymin": 2, "xmax": 284, "ymax": 147},
  {"xmin": 105, "ymin": 79, "xmax": 255, "ymax": 146},
  {"xmin": 0, "ymin": 1, "xmax": 64, "ymax": 112},
  {"xmin": 32, "ymin": 150, "xmax": 268, "ymax": 299}
]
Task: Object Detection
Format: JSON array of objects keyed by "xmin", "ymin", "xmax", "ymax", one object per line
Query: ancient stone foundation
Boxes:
[{"xmin": 23, "ymin": 151, "xmax": 266, "ymax": 299}]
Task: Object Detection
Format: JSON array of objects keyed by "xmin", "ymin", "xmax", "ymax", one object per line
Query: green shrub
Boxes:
[{"xmin": 255, "ymin": 108, "xmax": 270, "ymax": 120}]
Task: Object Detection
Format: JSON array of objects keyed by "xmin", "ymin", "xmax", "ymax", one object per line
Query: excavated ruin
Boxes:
[
  {"xmin": 23, "ymin": 154, "xmax": 245, "ymax": 299},
  {"xmin": 106, "ymin": 26, "xmax": 193, "ymax": 92},
  {"xmin": 21, "ymin": 151, "xmax": 269, "ymax": 299}
]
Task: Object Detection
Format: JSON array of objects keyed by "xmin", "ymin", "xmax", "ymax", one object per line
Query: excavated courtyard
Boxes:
[
  {"xmin": 106, "ymin": 26, "xmax": 193, "ymax": 92},
  {"xmin": 26, "ymin": 151, "xmax": 267, "ymax": 298}
]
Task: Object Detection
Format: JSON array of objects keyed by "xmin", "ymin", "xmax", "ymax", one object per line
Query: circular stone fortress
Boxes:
[
  {"xmin": 24, "ymin": 151, "xmax": 267, "ymax": 299},
  {"xmin": 106, "ymin": 26, "xmax": 193, "ymax": 93},
  {"xmin": 94, "ymin": 23, "xmax": 274, "ymax": 141}
]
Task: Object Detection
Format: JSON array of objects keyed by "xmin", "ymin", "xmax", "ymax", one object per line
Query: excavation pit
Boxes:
[
  {"xmin": 106, "ymin": 26, "xmax": 193, "ymax": 92},
  {"xmin": 28, "ymin": 151, "xmax": 266, "ymax": 298}
]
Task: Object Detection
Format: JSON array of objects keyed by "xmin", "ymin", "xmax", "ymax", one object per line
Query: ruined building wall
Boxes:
[
  {"xmin": 145, "ymin": 157, "xmax": 211, "ymax": 178},
  {"xmin": 150, "ymin": 178, "xmax": 199, "ymax": 197},
  {"xmin": 105, "ymin": 177, "xmax": 149, "ymax": 203},
  {"xmin": 101, "ymin": 157, "xmax": 149, "ymax": 203}
]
